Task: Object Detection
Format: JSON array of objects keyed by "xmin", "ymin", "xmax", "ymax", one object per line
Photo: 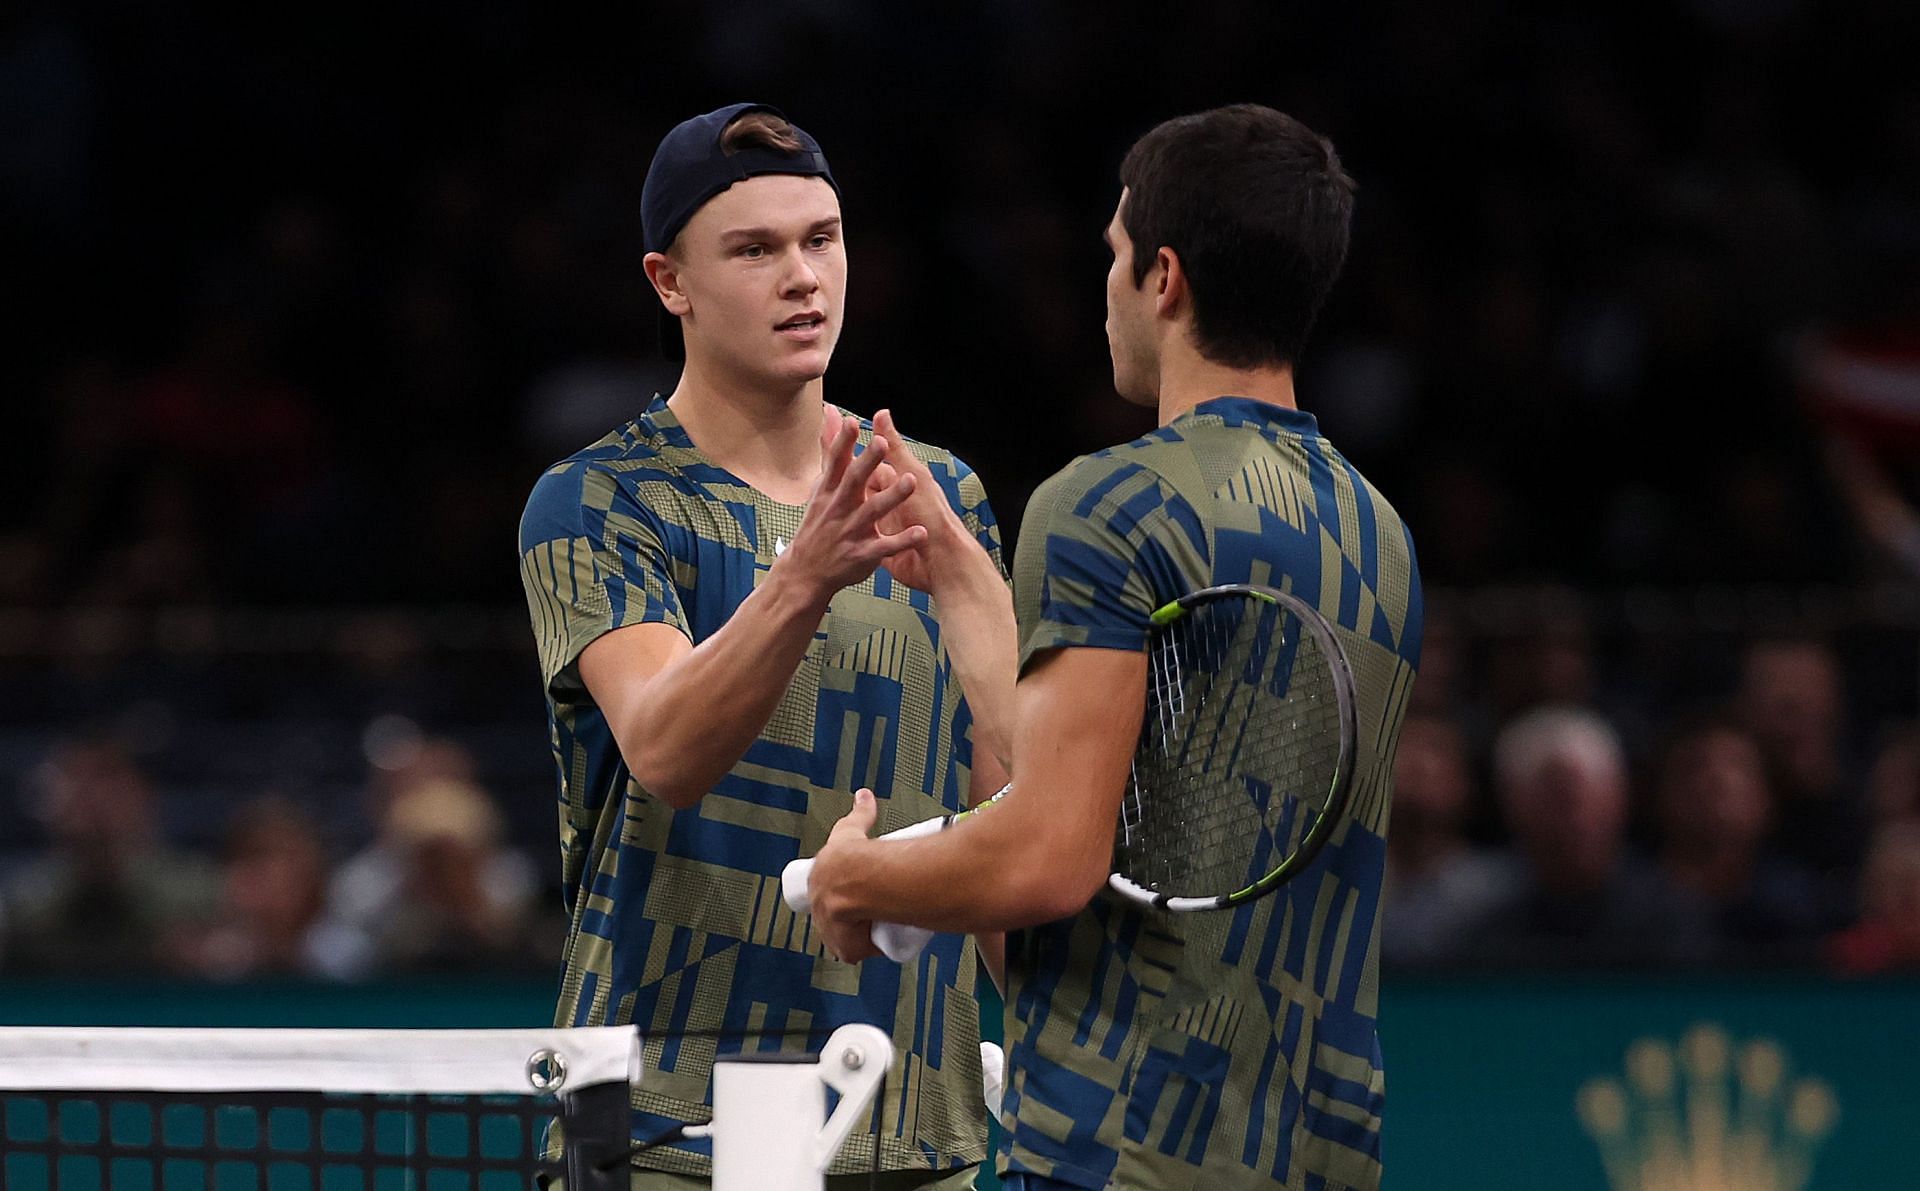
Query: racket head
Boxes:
[{"xmin": 1109, "ymin": 583, "xmax": 1358, "ymax": 911}]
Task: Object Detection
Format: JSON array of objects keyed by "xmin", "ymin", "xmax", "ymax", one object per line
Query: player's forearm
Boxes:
[
  {"xmin": 834, "ymin": 802, "xmax": 1106, "ymax": 933},
  {"xmin": 614, "ymin": 570, "xmax": 827, "ymax": 808},
  {"xmin": 928, "ymin": 533, "xmax": 1017, "ymax": 775}
]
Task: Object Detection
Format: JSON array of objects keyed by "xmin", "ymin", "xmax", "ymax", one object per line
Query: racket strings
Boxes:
[{"xmin": 1120, "ymin": 599, "xmax": 1347, "ymax": 899}]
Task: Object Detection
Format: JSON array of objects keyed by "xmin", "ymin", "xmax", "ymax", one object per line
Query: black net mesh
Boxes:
[{"xmin": 0, "ymin": 1089, "xmax": 584, "ymax": 1191}]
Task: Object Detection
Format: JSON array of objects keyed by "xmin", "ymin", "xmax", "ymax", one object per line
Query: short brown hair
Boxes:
[
  {"xmin": 1120, "ymin": 104, "xmax": 1356, "ymax": 370},
  {"xmin": 721, "ymin": 109, "xmax": 804, "ymax": 156}
]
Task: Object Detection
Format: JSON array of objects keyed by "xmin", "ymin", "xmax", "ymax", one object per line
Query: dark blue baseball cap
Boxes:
[{"xmin": 641, "ymin": 102, "xmax": 838, "ymax": 256}]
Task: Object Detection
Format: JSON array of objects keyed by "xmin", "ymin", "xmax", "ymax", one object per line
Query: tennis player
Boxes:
[
  {"xmin": 807, "ymin": 105, "xmax": 1423, "ymax": 1190},
  {"xmin": 518, "ymin": 103, "xmax": 1006, "ymax": 1189}
]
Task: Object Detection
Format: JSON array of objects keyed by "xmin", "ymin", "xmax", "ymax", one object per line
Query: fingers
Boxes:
[
  {"xmin": 830, "ymin": 927, "xmax": 880, "ymax": 965},
  {"xmin": 841, "ymin": 429, "xmax": 891, "ymax": 493},
  {"xmin": 867, "ymin": 460, "xmax": 899, "ymax": 494},
  {"xmin": 874, "ymin": 409, "xmax": 932, "ymax": 482},
  {"xmin": 875, "ymin": 408, "xmax": 907, "ymax": 455},
  {"xmin": 831, "ymin": 787, "xmax": 880, "ymax": 841},
  {"xmin": 845, "ymin": 935, "xmax": 880, "ymax": 964},
  {"xmin": 819, "ymin": 411, "xmax": 858, "ymax": 491},
  {"xmin": 860, "ymin": 470, "xmax": 918, "ymax": 523},
  {"xmin": 871, "ymin": 525, "xmax": 930, "ymax": 559},
  {"xmin": 852, "ymin": 472, "xmax": 928, "ymax": 560}
]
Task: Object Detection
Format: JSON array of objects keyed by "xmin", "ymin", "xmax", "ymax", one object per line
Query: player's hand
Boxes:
[
  {"xmin": 865, "ymin": 457, "xmax": 934, "ymax": 591},
  {"xmin": 862, "ymin": 408, "xmax": 973, "ymax": 594},
  {"xmin": 808, "ymin": 788, "xmax": 883, "ymax": 964},
  {"xmin": 774, "ymin": 410, "xmax": 927, "ymax": 608}
]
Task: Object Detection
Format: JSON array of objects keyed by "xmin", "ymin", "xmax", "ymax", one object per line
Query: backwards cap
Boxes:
[{"xmin": 640, "ymin": 102, "xmax": 838, "ymax": 256}]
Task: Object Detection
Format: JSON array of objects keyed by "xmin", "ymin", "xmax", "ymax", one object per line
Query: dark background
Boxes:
[{"xmin": 4, "ymin": 0, "xmax": 1920, "ymax": 983}]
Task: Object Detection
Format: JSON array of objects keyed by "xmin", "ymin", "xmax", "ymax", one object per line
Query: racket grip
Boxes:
[
  {"xmin": 871, "ymin": 921, "xmax": 934, "ymax": 963},
  {"xmin": 780, "ymin": 857, "xmax": 936, "ymax": 963},
  {"xmin": 780, "ymin": 856, "xmax": 817, "ymax": 913},
  {"xmin": 780, "ymin": 812, "xmax": 950, "ymax": 914},
  {"xmin": 778, "ymin": 810, "xmax": 958, "ymax": 961}
]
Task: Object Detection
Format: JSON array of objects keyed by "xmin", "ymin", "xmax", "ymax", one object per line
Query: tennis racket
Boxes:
[
  {"xmin": 1108, "ymin": 582, "xmax": 1357, "ymax": 910},
  {"xmin": 784, "ymin": 582, "xmax": 1358, "ymax": 955}
]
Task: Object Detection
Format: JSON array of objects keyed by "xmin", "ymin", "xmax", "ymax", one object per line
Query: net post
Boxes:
[{"xmin": 559, "ymin": 1081, "xmax": 632, "ymax": 1191}]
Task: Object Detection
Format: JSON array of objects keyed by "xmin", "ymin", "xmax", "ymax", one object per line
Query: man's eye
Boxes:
[
  {"xmin": 740, "ymin": 245, "xmax": 766, "ymax": 259},
  {"xmin": 809, "ymin": 235, "xmax": 833, "ymax": 249}
]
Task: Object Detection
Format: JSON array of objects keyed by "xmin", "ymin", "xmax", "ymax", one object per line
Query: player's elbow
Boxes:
[
  {"xmin": 645, "ymin": 779, "xmax": 705, "ymax": 812},
  {"xmin": 1032, "ymin": 877, "xmax": 1105, "ymax": 925},
  {"xmin": 1012, "ymin": 858, "xmax": 1107, "ymax": 925},
  {"xmin": 619, "ymin": 741, "xmax": 706, "ymax": 810}
]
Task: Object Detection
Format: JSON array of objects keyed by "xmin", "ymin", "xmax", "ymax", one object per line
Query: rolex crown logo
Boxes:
[{"xmin": 1578, "ymin": 1023, "xmax": 1838, "ymax": 1191}]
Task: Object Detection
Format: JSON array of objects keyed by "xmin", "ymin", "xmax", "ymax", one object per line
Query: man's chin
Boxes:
[
  {"xmin": 1112, "ymin": 373, "xmax": 1158, "ymax": 408},
  {"xmin": 758, "ymin": 351, "xmax": 832, "ymax": 390}
]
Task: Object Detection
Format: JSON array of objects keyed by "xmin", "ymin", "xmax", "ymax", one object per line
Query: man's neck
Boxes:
[
  {"xmin": 1154, "ymin": 347, "xmax": 1296, "ymax": 427},
  {"xmin": 666, "ymin": 359, "xmax": 828, "ymax": 503}
]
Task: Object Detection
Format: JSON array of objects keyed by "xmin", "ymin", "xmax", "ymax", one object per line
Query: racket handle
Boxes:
[
  {"xmin": 776, "ymin": 806, "xmax": 967, "ymax": 963},
  {"xmin": 872, "ymin": 921, "xmax": 935, "ymax": 963},
  {"xmin": 779, "ymin": 811, "xmax": 949, "ymax": 913},
  {"xmin": 779, "ymin": 856, "xmax": 937, "ymax": 963},
  {"xmin": 779, "ymin": 855, "xmax": 818, "ymax": 913}
]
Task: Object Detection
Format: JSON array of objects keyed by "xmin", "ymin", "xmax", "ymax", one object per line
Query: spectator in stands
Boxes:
[
  {"xmin": 1405, "ymin": 600, "xmax": 1468, "ymax": 720},
  {"xmin": 317, "ymin": 774, "xmax": 543, "ymax": 976},
  {"xmin": 1382, "ymin": 715, "xmax": 1507, "ymax": 966},
  {"xmin": 1485, "ymin": 589, "xmax": 1597, "ymax": 726},
  {"xmin": 169, "ymin": 796, "xmax": 335, "ymax": 981},
  {"xmin": 358, "ymin": 726, "xmax": 480, "ymax": 823},
  {"xmin": 1828, "ymin": 822, "xmax": 1920, "ymax": 975},
  {"xmin": 1736, "ymin": 638, "xmax": 1866, "ymax": 885},
  {"xmin": 1650, "ymin": 714, "xmax": 1822, "ymax": 961},
  {"xmin": 0, "ymin": 738, "xmax": 216, "ymax": 974},
  {"xmin": 1865, "ymin": 722, "xmax": 1920, "ymax": 827},
  {"xmin": 1461, "ymin": 706, "xmax": 1712, "ymax": 966}
]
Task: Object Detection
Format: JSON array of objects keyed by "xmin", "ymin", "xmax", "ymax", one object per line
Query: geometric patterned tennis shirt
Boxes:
[
  {"xmin": 519, "ymin": 395, "xmax": 998, "ymax": 1178},
  {"xmin": 1003, "ymin": 397, "xmax": 1423, "ymax": 1190}
]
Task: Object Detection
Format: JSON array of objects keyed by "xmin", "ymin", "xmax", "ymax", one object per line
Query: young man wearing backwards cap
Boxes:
[{"xmin": 518, "ymin": 104, "xmax": 1010, "ymax": 1187}]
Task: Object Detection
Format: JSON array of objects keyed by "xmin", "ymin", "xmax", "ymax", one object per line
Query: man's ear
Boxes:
[
  {"xmin": 643, "ymin": 252, "xmax": 692, "ymax": 317},
  {"xmin": 1153, "ymin": 246, "xmax": 1187, "ymax": 320}
]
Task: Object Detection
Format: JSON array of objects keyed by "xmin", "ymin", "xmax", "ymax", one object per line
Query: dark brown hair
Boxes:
[
  {"xmin": 721, "ymin": 110, "xmax": 804, "ymax": 156},
  {"xmin": 1120, "ymin": 104, "xmax": 1356, "ymax": 369}
]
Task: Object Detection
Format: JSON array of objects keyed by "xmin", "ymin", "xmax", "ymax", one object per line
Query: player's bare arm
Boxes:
[
  {"xmin": 862, "ymin": 408, "xmax": 1015, "ymax": 786},
  {"xmin": 579, "ymin": 412, "xmax": 924, "ymax": 808},
  {"xmin": 808, "ymin": 645, "xmax": 1145, "ymax": 962},
  {"xmin": 858, "ymin": 407, "xmax": 1017, "ymax": 984}
]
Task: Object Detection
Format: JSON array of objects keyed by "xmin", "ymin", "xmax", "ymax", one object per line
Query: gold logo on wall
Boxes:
[{"xmin": 1577, "ymin": 1023, "xmax": 1838, "ymax": 1191}]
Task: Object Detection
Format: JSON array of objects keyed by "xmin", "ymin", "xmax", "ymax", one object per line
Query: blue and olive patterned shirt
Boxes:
[
  {"xmin": 1003, "ymin": 397, "xmax": 1422, "ymax": 1191},
  {"xmin": 519, "ymin": 396, "xmax": 998, "ymax": 1176}
]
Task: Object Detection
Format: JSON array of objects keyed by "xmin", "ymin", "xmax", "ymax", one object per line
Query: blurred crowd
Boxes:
[
  {"xmin": 4, "ymin": 595, "xmax": 1919, "ymax": 979},
  {"xmin": 0, "ymin": 718, "xmax": 563, "ymax": 980},
  {"xmin": 3, "ymin": 1, "xmax": 1920, "ymax": 978},
  {"xmin": 1385, "ymin": 618, "xmax": 1920, "ymax": 973}
]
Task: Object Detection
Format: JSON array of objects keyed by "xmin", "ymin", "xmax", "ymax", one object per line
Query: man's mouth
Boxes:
[{"xmin": 777, "ymin": 313, "xmax": 826, "ymax": 333}]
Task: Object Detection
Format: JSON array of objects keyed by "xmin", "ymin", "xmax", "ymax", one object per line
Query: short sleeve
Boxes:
[
  {"xmin": 1011, "ymin": 454, "xmax": 1207, "ymax": 673},
  {"xmin": 937, "ymin": 451, "xmax": 1007, "ymax": 580},
  {"xmin": 518, "ymin": 461, "xmax": 689, "ymax": 699}
]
